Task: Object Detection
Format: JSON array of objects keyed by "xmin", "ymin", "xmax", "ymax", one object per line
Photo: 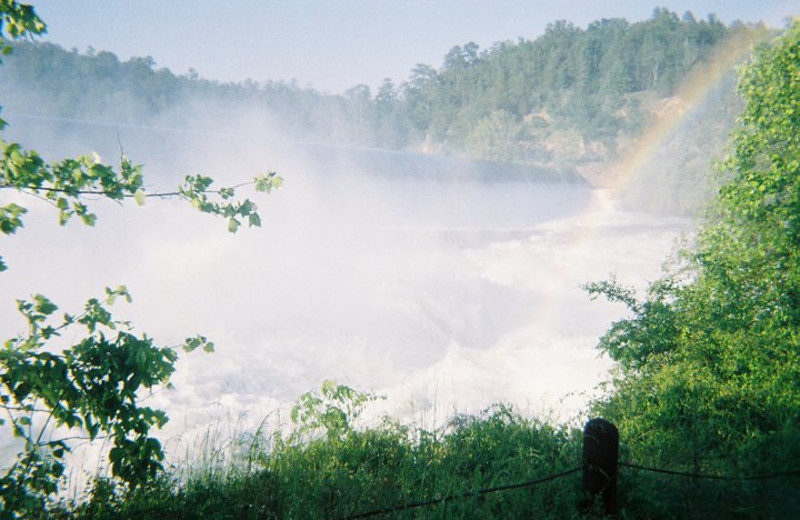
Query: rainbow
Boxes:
[
  {"xmin": 524, "ymin": 30, "xmax": 774, "ymax": 345},
  {"xmin": 582, "ymin": 27, "xmax": 770, "ymax": 192}
]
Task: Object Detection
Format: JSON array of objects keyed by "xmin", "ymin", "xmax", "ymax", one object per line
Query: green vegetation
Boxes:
[
  {"xmin": 0, "ymin": 8, "xmax": 741, "ymax": 154},
  {"xmin": 402, "ymin": 10, "xmax": 734, "ymax": 155},
  {"xmin": 0, "ymin": 8, "xmax": 770, "ymax": 213},
  {"xmin": 49, "ymin": 388, "xmax": 582, "ymax": 520},
  {"xmin": 0, "ymin": 2, "xmax": 281, "ymax": 517},
  {"xmin": 586, "ymin": 20, "xmax": 800, "ymax": 517},
  {"xmin": 2, "ymin": 1, "xmax": 799, "ymax": 518}
]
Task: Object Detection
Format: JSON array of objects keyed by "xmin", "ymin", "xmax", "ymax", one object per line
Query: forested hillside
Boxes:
[{"xmin": 0, "ymin": 8, "xmax": 768, "ymax": 213}]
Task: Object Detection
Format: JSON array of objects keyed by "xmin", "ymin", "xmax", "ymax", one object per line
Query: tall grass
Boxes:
[
  {"xmin": 48, "ymin": 402, "xmax": 584, "ymax": 520},
  {"xmin": 46, "ymin": 385, "xmax": 799, "ymax": 519}
]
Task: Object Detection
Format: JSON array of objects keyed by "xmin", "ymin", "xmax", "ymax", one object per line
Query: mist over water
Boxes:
[{"xmin": 0, "ymin": 113, "xmax": 692, "ymax": 461}]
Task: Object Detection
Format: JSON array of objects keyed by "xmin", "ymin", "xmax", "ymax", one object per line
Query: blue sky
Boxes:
[{"xmin": 27, "ymin": 1, "xmax": 800, "ymax": 94}]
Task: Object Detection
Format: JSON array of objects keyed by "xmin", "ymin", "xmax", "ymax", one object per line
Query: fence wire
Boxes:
[
  {"xmin": 619, "ymin": 461, "xmax": 800, "ymax": 481},
  {"xmin": 341, "ymin": 466, "xmax": 581, "ymax": 520},
  {"xmin": 338, "ymin": 460, "xmax": 800, "ymax": 520}
]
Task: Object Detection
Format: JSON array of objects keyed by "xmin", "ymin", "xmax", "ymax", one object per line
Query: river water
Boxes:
[{"xmin": 0, "ymin": 121, "xmax": 693, "ymax": 469}]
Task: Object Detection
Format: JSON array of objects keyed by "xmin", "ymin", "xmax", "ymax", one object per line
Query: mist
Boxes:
[{"xmin": 0, "ymin": 98, "xmax": 693, "ymax": 464}]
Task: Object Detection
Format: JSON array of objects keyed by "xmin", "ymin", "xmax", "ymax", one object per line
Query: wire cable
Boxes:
[
  {"xmin": 619, "ymin": 461, "xmax": 800, "ymax": 481},
  {"xmin": 340, "ymin": 466, "xmax": 581, "ymax": 520}
]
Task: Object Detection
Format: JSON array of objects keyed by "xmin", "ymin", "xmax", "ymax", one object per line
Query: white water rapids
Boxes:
[{"xmin": 0, "ymin": 120, "xmax": 693, "ymax": 473}]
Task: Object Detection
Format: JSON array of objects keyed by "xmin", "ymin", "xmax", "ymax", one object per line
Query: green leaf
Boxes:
[
  {"xmin": 0, "ymin": 203, "xmax": 28, "ymax": 235},
  {"xmin": 254, "ymin": 176, "xmax": 270, "ymax": 192},
  {"xmin": 81, "ymin": 212, "xmax": 98, "ymax": 226},
  {"xmin": 33, "ymin": 294, "xmax": 58, "ymax": 316},
  {"xmin": 255, "ymin": 172, "xmax": 283, "ymax": 192},
  {"xmin": 183, "ymin": 334, "xmax": 215, "ymax": 353},
  {"xmin": 133, "ymin": 189, "xmax": 146, "ymax": 206},
  {"xmin": 105, "ymin": 285, "xmax": 132, "ymax": 305},
  {"xmin": 227, "ymin": 217, "xmax": 240, "ymax": 233}
]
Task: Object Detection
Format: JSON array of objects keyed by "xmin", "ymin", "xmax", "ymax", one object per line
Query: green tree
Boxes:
[
  {"xmin": 373, "ymin": 78, "xmax": 412, "ymax": 148},
  {"xmin": 0, "ymin": 2, "xmax": 282, "ymax": 516},
  {"xmin": 587, "ymin": 22, "xmax": 800, "ymax": 515},
  {"xmin": 403, "ymin": 63, "xmax": 438, "ymax": 133},
  {"xmin": 1, "ymin": 6, "xmax": 746, "ymax": 186}
]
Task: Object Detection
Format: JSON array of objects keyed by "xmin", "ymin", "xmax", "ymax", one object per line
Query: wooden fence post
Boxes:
[{"xmin": 581, "ymin": 418, "xmax": 619, "ymax": 515}]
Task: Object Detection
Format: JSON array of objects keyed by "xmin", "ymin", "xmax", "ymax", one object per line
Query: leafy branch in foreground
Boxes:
[
  {"xmin": 0, "ymin": 0, "xmax": 44, "ymax": 60},
  {"xmin": 0, "ymin": 287, "xmax": 218, "ymax": 515},
  {"xmin": 0, "ymin": 143, "xmax": 281, "ymax": 515},
  {"xmin": 0, "ymin": 5, "xmax": 283, "ymax": 517},
  {"xmin": 0, "ymin": 137, "xmax": 283, "ymax": 269}
]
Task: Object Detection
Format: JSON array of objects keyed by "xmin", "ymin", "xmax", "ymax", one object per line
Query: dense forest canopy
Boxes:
[{"xmin": 0, "ymin": 8, "xmax": 769, "ymax": 213}]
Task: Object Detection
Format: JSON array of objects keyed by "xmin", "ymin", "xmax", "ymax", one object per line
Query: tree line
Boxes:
[{"xmin": 1, "ymin": 9, "xmax": 761, "ymax": 164}]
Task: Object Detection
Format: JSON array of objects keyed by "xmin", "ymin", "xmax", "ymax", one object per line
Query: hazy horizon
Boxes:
[{"xmin": 27, "ymin": 1, "xmax": 800, "ymax": 94}]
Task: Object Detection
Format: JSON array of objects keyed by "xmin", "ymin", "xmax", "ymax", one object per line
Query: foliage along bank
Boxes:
[
  {"xmin": 586, "ymin": 20, "xmax": 800, "ymax": 518},
  {"xmin": 0, "ymin": 9, "xmax": 770, "ymax": 213}
]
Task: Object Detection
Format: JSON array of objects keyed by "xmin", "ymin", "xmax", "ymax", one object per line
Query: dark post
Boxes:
[{"xmin": 581, "ymin": 418, "xmax": 619, "ymax": 515}]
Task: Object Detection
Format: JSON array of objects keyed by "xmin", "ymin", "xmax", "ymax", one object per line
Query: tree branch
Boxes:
[{"xmin": 0, "ymin": 180, "xmax": 257, "ymax": 198}]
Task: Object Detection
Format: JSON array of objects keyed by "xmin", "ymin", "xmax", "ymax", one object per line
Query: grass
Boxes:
[
  {"xmin": 47, "ymin": 403, "xmax": 585, "ymax": 520},
  {"xmin": 44, "ymin": 391, "xmax": 800, "ymax": 520}
]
